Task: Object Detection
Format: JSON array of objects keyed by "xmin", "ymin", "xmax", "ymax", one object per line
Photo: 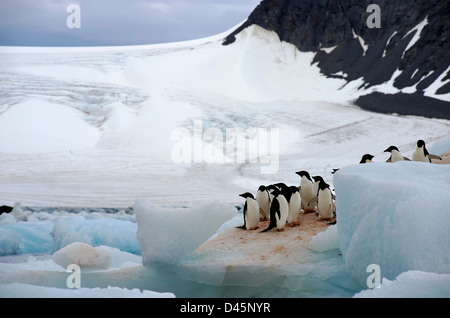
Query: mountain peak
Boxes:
[{"xmin": 224, "ymin": 0, "xmax": 450, "ymax": 119}]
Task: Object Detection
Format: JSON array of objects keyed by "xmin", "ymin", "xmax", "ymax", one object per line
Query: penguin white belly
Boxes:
[
  {"xmin": 276, "ymin": 196, "xmax": 289, "ymax": 230},
  {"xmin": 245, "ymin": 199, "xmax": 260, "ymax": 230},
  {"xmin": 391, "ymin": 150, "xmax": 404, "ymax": 162},
  {"xmin": 412, "ymin": 149, "xmax": 429, "ymax": 162},
  {"xmin": 256, "ymin": 191, "xmax": 270, "ymax": 220},
  {"xmin": 300, "ymin": 179, "xmax": 315, "ymax": 212},
  {"xmin": 318, "ymin": 189, "xmax": 333, "ymax": 220},
  {"xmin": 287, "ymin": 192, "xmax": 301, "ymax": 224}
]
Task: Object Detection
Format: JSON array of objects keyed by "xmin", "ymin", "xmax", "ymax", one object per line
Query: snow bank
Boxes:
[
  {"xmin": 0, "ymin": 283, "xmax": 174, "ymax": 298},
  {"xmin": 0, "ymin": 99, "xmax": 100, "ymax": 154},
  {"xmin": 52, "ymin": 242, "xmax": 111, "ymax": 270},
  {"xmin": 334, "ymin": 162, "xmax": 450, "ymax": 288},
  {"xmin": 134, "ymin": 198, "xmax": 236, "ymax": 265},
  {"xmin": 354, "ymin": 271, "xmax": 450, "ymax": 298}
]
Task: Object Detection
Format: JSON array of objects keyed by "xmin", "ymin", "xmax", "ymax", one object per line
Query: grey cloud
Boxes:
[{"xmin": 0, "ymin": 0, "xmax": 261, "ymax": 46}]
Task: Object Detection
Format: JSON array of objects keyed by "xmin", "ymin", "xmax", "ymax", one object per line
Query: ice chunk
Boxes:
[
  {"xmin": 0, "ymin": 228, "xmax": 23, "ymax": 256},
  {"xmin": 334, "ymin": 162, "xmax": 450, "ymax": 287},
  {"xmin": 52, "ymin": 215, "xmax": 140, "ymax": 254},
  {"xmin": 0, "ymin": 282, "xmax": 175, "ymax": 298},
  {"xmin": 309, "ymin": 225, "xmax": 340, "ymax": 252},
  {"xmin": 0, "ymin": 220, "xmax": 54, "ymax": 255},
  {"xmin": 52, "ymin": 242, "xmax": 112, "ymax": 270},
  {"xmin": 10, "ymin": 203, "xmax": 28, "ymax": 222},
  {"xmin": 134, "ymin": 198, "xmax": 236, "ymax": 265},
  {"xmin": 354, "ymin": 271, "xmax": 450, "ymax": 298}
]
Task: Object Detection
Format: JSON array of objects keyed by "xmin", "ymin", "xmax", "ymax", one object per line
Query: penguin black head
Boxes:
[
  {"xmin": 266, "ymin": 184, "xmax": 279, "ymax": 193},
  {"xmin": 239, "ymin": 192, "xmax": 255, "ymax": 200},
  {"xmin": 384, "ymin": 146, "xmax": 399, "ymax": 153},
  {"xmin": 295, "ymin": 170, "xmax": 312, "ymax": 181},
  {"xmin": 318, "ymin": 180, "xmax": 331, "ymax": 191},
  {"xmin": 289, "ymin": 185, "xmax": 299, "ymax": 193},
  {"xmin": 257, "ymin": 185, "xmax": 267, "ymax": 192},
  {"xmin": 417, "ymin": 140, "xmax": 425, "ymax": 148},
  {"xmin": 312, "ymin": 175, "xmax": 324, "ymax": 183},
  {"xmin": 274, "ymin": 182, "xmax": 288, "ymax": 190},
  {"xmin": 360, "ymin": 154, "xmax": 374, "ymax": 164}
]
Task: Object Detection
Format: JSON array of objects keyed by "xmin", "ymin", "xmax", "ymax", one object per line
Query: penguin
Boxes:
[
  {"xmin": 274, "ymin": 182, "xmax": 288, "ymax": 189},
  {"xmin": 266, "ymin": 184, "xmax": 279, "ymax": 203},
  {"xmin": 260, "ymin": 187, "xmax": 289, "ymax": 232},
  {"xmin": 256, "ymin": 185, "xmax": 271, "ymax": 221},
  {"xmin": 237, "ymin": 192, "xmax": 260, "ymax": 230},
  {"xmin": 412, "ymin": 140, "xmax": 442, "ymax": 163},
  {"xmin": 295, "ymin": 171, "xmax": 316, "ymax": 213},
  {"xmin": 384, "ymin": 146, "xmax": 411, "ymax": 162},
  {"xmin": 287, "ymin": 186, "xmax": 301, "ymax": 225},
  {"xmin": 308, "ymin": 181, "xmax": 335, "ymax": 220},
  {"xmin": 359, "ymin": 154, "xmax": 374, "ymax": 164},
  {"xmin": 312, "ymin": 176, "xmax": 325, "ymax": 197},
  {"xmin": 316, "ymin": 181, "xmax": 335, "ymax": 220}
]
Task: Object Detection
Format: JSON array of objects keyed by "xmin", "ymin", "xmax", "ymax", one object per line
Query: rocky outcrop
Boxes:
[{"xmin": 224, "ymin": 0, "xmax": 449, "ymax": 119}]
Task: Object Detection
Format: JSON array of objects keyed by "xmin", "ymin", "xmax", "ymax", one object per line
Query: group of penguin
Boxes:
[
  {"xmin": 238, "ymin": 170, "xmax": 335, "ymax": 233},
  {"xmin": 238, "ymin": 139, "xmax": 442, "ymax": 233}
]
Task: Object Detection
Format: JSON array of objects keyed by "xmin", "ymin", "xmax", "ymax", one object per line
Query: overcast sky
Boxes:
[{"xmin": 0, "ymin": 0, "xmax": 261, "ymax": 46}]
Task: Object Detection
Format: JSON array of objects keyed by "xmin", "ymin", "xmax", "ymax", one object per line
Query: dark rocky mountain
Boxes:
[{"xmin": 223, "ymin": 0, "xmax": 450, "ymax": 119}]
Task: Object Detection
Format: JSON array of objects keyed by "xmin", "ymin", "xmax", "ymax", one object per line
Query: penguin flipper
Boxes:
[
  {"xmin": 308, "ymin": 195, "xmax": 318, "ymax": 206},
  {"xmin": 332, "ymin": 193, "xmax": 336, "ymax": 200},
  {"xmin": 236, "ymin": 225, "xmax": 246, "ymax": 229},
  {"xmin": 386, "ymin": 158, "xmax": 391, "ymax": 163},
  {"xmin": 429, "ymin": 154, "xmax": 442, "ymax": 160},
  {"xmin": 403, "ymin": 156, "xmax": 411, "ymax": 161}
]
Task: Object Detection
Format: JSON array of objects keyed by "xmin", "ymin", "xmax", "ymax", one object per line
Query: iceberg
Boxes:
[
  {"xmin": 134, "ymin": 198, "xmax": 236, "ymax": 265},
  {"xmin": 334, "ymin": 162, "xmax": 450, "ymax": 289},
  {"xmin": 53, "ymin": 215, "xmax": 140, "ymax": 254}
]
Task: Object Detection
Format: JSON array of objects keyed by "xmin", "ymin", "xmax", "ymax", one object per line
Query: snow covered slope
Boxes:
[{"xmin": 1, "ymin": 23, "xmax": 449, "ymax": 208}]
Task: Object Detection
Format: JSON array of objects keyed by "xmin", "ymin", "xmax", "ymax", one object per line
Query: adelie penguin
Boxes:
[
  {"xmin": 312, "ymin": 175, "xmax": 324, "ymax": 197},
  {"xmin": 359, "ymin": 154, "xmax": 374, "ymax": 164},
  {"xmin": 260, "ymin": 187, "xmax": 289, "ymax": 232},
  {"xmin": 384, "ymin": 146, "xmax": 411, "ymax": 162},
  {"xmin": 287, "ymin": 186, "xmax": 301, "ymax": 226},
  {"xmin": 295, "ymin": 171, "xmax": 315, "ymax": 213},
  {"xmin": 237, "ymin": 192, "xmax": 260, "ymax": 230},
  {"xmin": 256, "ymin": 185, "xmax": 271, "ymax": 221},
  {"xmin": 308, "ymin": 180, "xmax": 335, "ymax": 221},
  {"xmin": 412, "ymin": 140, "xmax": 442, "ymax": 163}
]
